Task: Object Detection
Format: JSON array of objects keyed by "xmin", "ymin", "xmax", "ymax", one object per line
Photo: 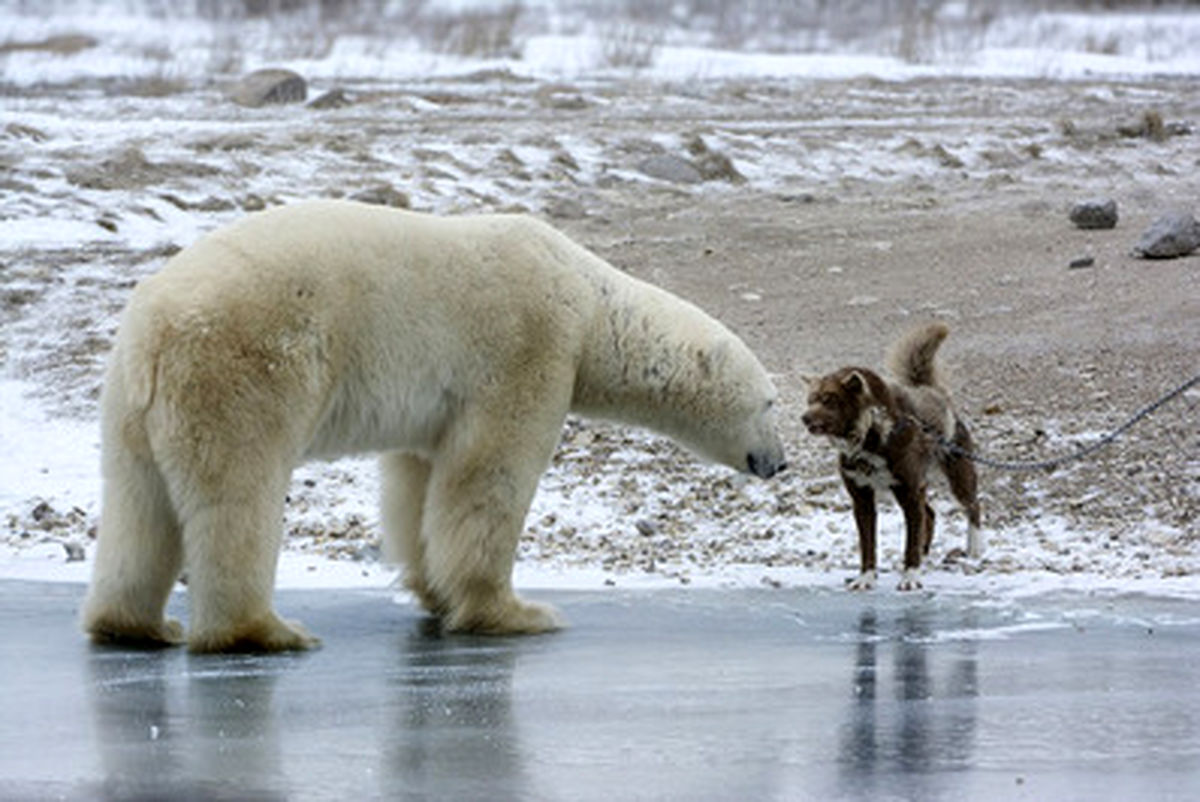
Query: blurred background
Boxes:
[{"xmin": 4, "ymin": 1, "xmax": 1200, "ymax": 86}]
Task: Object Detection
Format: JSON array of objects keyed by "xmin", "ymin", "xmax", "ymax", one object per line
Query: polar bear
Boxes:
[{"xmin": 81, "ymin": 200, "xmax": 786, "ymax": 652}]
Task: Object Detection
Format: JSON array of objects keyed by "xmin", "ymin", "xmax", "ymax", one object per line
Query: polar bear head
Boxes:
[
  {"xmin": 572, "ymin": 270, "xmax": 787, "ymax": 479},
  {"xmin": 680, "ymin": 337, "xmax": 788, "ymax": 479}
]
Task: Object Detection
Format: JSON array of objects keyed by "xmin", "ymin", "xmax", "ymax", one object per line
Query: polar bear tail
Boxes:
[{"xmin": 103, "ymin": 305, "xmax": 162, "ymax": 458}]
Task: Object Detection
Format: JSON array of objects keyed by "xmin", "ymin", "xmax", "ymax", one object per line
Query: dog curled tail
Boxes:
[{"xmin": 886, "ymin": 322, "xmax": 949, "ymax": 388}]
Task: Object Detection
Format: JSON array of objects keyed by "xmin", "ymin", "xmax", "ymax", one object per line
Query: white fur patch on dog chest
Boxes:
[{"xmin": 838, "ymin": 447, "xmax": 897, "ymax": 491}]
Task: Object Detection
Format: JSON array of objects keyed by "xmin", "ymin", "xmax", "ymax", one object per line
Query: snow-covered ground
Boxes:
[{"xmin": 2, "ymin": 2, "xmax": 1197, "ymax": 600}]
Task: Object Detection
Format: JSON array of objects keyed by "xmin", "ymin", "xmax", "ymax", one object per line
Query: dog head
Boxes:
[{"xmin": 801, "ymin": 368, "xmax": 879, "ymax": 440}]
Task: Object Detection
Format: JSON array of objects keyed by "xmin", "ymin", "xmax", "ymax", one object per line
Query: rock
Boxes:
[
  {"xmin": 694, "ymin": 151, "xmax": 745, "ymax": 183},
  {"xmin": 637, "ymin": 154, "xmax": 702, "ymax": 185},
  {"xmin": 930, "ymin": 143, "xmax": 964, "ymax": 169},
  {"xmin": 1068, "ymin": 256, "xmax": 1095, "ymax": 270},
  {"xmin": 535, "ymin": 84, "xmax": 589, "ymax": 110},
  {"xmin": 63, "ymin": 541, "xmax": 86, "ymax": 563},
  {"xmin": 229, "ymin": 68, "xmax": 307, "ymax": 108},
  {"xmin": 551, "ymin": 149, "xmax": 580, "ymax": 172},
  {"xmin": 349, "ymin": 184, "xmax": 411, "ymax": 208},
  {"xmin": 1117, "ymin": 110, "xmax": 1165, "ymax": 141},
  {"xmin": 543, "ymin": 195, "xmax": 587, "ymax": 220},
  {"xmin": 0, "ymin": 34, "xmax": 97, "ymax": 56},
  {"xmin": 635, "ymin": 519, "xmax": 659, "ymax": 537},
  {"xmin": 308, "ymin": 88, "xmax": 351, "ymax": 110},
  {"xmin": 4, "ymin": 122, "xmax": 49, "ymax": 142},
  {"xmin": 682, "ymin": 133, "xmax": 745, "ymax": 183},
  {"xmin": 1132, "ymin": 211, "xmax": 1200, "ymax": 259},
  {"xmin": 1069, "ymin": 198, "xmax": 1118, "ymax": 230}
]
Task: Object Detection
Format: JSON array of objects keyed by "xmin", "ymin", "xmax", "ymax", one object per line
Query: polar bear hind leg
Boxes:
[
  {"xmin": 82, "ymin": 358, "xmax": 185, "ymax": 646},
  {"xmin": 81, "ymin": 441, "xmax": 185, "ymax": 647},
  {"xmin": 381, "ymin": 451, "xmax": 445, "ymax": 615},
  {"xmin": 176, "ymin": 463, "xmax": 319, "ymax": 653}
]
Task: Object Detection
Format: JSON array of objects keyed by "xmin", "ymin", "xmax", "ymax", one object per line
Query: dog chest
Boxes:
[{"xmin": 838, "ymin": 447, "xmax": 898, "ymax": 491}]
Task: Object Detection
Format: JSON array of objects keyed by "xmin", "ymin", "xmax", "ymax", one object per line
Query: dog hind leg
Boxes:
[{"xmin": 943, "ymin": 420, "xmax": 983, "ymax": 558}]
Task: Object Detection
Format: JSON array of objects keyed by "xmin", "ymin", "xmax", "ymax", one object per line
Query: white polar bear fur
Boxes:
[{"xmin": 81, "ymin": 200, "xmax": 785, "ymax": 651}]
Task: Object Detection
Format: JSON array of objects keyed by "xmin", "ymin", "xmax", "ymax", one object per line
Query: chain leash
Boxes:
[{"xmin": 936, "ymin": 372, "xmax": 1199, "ymax": 472}]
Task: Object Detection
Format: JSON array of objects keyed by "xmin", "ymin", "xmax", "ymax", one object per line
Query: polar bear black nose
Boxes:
[{"xmin": 747, "ymin": 452, "xmax": 786, "ymax": 479}]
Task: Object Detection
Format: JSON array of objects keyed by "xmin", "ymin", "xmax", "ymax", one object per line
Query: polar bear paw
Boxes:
[
  {"xmin": 188, "ymin": 612, "xmax": 321, "ymax": 654},
  {"xmin": 445, "ymin": 595, "xmax": 565, "ymax": 636},
  {"xmin": 86, "ymin": 615, "xmax": 185, "ymax": 648}
]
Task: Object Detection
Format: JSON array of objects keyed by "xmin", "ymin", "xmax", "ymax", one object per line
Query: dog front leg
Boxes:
[
  {"xmin": 842, "ymin": 473, "xmax": 877, "ymax": 591},
  {"xmin": 893, "ymin": 482, "xmax": 928, "ymax": 591}
]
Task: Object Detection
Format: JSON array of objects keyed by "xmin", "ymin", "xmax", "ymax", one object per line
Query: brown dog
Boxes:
[{"xmin": 801, "ymin": 323, "xmax": 981, "ymax": 590}]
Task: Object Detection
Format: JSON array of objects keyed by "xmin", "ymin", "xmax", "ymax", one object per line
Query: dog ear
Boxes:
[{"xmin": 841, "ymin": 371, "xmax": 866, "ymax": 394}]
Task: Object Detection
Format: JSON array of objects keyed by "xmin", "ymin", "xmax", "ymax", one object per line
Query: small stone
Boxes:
[
  {"xmin": 349, "ymin": 185, "xmax": 410, "ymax": 208},
  {"xmin": 930, "ymin": 143, "xmax": 964, "ymax": 169},
  {"xmin": 635, "ymin": 519, "xmax": 659, "ymax": 537},
  {"xmin": 4, "ymin": 122, "xmax": 49, "ymax": 142},
  {"xmin": 694, "ymin": 151, "xmax": 745, "ymax": 184},
  {"xmin": 535, "ymin": 84, "xmax": 589, "ymax": 110},
  {"xmin": 544, "ymin": 195, "xmax": 587, "ymax": 220},
  {"xmin": 1068, "ymin": 255, "xmax": 1095, "ymax": 269},
  {"xmin": 637, "ymin": 154, "xmax": 703, "ymax": 185},
  {"xmin": 308, "ymin": 88, "xmax": 351, "ymax": 110},
  {"xmin": 229, "ymin": 68, "xmax": 307, "ymax": 108},
  {"xmin": 63, "ymin": 541, "xmax": 85, "ymax": 562},
  {"xmin": 1069, "ymin": 198, "xmax": 1118, "ymax": 230},
  {"xmin": 1133, "ymin": 211, "xmax": 1200, "ymax": 259}
]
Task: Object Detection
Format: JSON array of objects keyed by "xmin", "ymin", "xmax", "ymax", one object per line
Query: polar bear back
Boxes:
[{"xmin": 118, "ymin": 202, "xmax": 611, "ymax": 461}]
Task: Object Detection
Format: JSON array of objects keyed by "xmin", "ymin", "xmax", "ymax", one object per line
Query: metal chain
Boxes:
[{"xmin": 936, "ymin": 372, "xmax": 1200, "ymax": 473}]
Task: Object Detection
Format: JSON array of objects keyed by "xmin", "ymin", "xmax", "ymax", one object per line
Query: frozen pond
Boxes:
[{"xmin": 2, "ymin": 580, "xmax": 1198, "ymax": 801}]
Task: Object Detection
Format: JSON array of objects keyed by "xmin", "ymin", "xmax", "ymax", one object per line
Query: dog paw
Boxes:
[
  {"xmin": 967, "ymin": 526, "xmax": 984, "ymax": 559},
  {"xmin": 896, "ymin": 569, "xmax": 923, "ymax": 591},
  {"xmin": 845, "ymin": 571, "xmax": 877, "ymax": 591}
]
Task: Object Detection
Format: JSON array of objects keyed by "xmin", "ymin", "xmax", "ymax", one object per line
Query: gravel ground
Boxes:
[{"xmin": 2, "ymin": 72, "xmax": 1197, "ymax": 588}]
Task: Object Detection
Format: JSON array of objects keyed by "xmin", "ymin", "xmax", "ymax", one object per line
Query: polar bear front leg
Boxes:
[
  {"xmin": 380, "ymin": 451, "xmax": 445, "ymax": 615},
  {"xmin": 419, "ymin": 416, "xmax": 566, "ymax": 636},
  {"xmin": 180, "ymin": 470, "xmax": 319, "ymax": 653}
]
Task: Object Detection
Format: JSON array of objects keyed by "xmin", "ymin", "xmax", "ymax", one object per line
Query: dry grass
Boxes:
[
  {"xmin": 598, "ymin": 23, "xmax": 663, "ymax": 69},
  {"xmin": 421, "ymin": 3, "xmax": 525, "ymax": 59}
]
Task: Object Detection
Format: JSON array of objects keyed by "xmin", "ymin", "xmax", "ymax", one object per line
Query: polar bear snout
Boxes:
[{"xmin": 747, "ymin": 449, "xmax": 787, "ymax": 479}]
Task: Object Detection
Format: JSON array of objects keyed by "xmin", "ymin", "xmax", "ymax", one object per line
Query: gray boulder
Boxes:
[
  {"xmin": 229, "ymin": 68, "xmax": 307, "ymax": 108},
  {"xmin": 1069, "ymin": 198, "xmax": 1118, "ymax": 230},
  {"xmin": 349, "ymin": 184, "xmax": 411, "ymax": 208},
  {"xmin": 1133, "ymin": 211, "xmax": 1200, "ymax": 259},
  {"xmin": 637, "ymin": 154, "xmax": 703, "ymax": 185}
]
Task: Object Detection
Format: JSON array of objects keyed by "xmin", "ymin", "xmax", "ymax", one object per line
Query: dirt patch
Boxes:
[{"xmin": 65, "ymin": 147, "xmax": 222, "ymax": 191}]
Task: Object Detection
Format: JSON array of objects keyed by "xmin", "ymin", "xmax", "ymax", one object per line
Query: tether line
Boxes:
[{"xmin": 936, "ymin": 372, "xmax": 1199, "ymax": 472}]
